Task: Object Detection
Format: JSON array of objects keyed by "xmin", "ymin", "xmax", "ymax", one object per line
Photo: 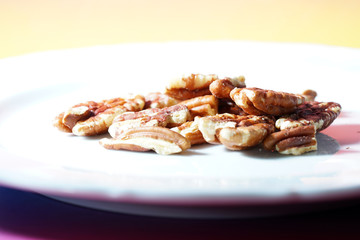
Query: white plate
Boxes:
[{"xmin": 0, "ymin": 41, "xmax": 360, "ymax": 218}]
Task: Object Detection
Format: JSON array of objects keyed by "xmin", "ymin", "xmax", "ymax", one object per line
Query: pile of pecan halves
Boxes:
[{"xmin": 54, "ymin": 74, "xmax": 341, "ymax": 155}]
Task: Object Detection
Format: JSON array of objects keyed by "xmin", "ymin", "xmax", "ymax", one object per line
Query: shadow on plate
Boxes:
[{"xmin": 240, "ymin": 133, "xmax": 340, "ymax": 160}]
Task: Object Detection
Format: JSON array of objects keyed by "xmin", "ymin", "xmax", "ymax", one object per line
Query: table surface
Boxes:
[{"xmin": 1, "ymin": 186, "xmax": 360, "ymax": 240}]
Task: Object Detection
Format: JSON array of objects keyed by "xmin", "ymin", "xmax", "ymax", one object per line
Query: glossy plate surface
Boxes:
[{"xmin": 0, "ymin": 41, "xmax": 359, "ymax": 217}]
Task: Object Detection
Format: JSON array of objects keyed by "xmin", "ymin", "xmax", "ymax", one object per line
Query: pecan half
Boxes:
[
  {"xmin": 54, "ymin": 95, "xmax": 145, "ymax": 136},
  {"xmin": 209, "ymin": 76, "xmax": 246, "ymax": 99},
  {"xmin": 53, "ymin": 112, "xmax": 72, "ymax": 133},
  {"xmin": 230, "ymin": 87, "xmax": 305, "ymax": 116},
  {"xmin": 217, "ymin": 123, "xmax": 275, "ymax": 150},
  {"xmin": 109, "ymin": 104, "xmax": 191, "ymax": 139},
  {"xmin": 301, "ymin": 89, "xmax": 317, "ymax": 102},
  {"xmin": 171, "ymin": 117, "xmax": 206, "ymax": 145},
  {"xmin": 61, "ymin": 101, "xmax": 100, "ymax": 130},
  {"xmin": 263, "ymin": 125, "xmax": 317, "ymax": 155},
  {"xmin": 100, "ymin": 126, "xmax": 191, "ymax": 155},
  {"xmin": 165, "ymin": 73, "xmax": 218, "ymax": 100},
  {"xmin": 198, "ymin": 113, "xmax": 275, "ymax": 149},
  {"xmin": 144, "ymin": 92, "xmax": 179, "ymax": 109},
  {"xmin": 179, "ymin": 95, "xmax": 218, "ymax": 118},
  {"xmin": 275, "ymin": 101, "xmax": 341, "ymax": 132},
  {"xmin": 198, "ymin": 113, "xmax": 241, "ymax": 144}
]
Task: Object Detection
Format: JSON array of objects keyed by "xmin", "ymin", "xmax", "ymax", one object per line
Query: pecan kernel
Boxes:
[
  {"xmin": 179, "ymin": 95, "xmax": 218, "ymax": 118},
  {"xmin": 165, "ymin": 73, "xmax": 218, "ymax": 100},
  {"xmin": 230, "ymin": 87, "xmax": 305, "ymax": 116},
  {"xmin": 263, "ymin": 125, "xmax": 317, "ymax": 155},
  {"xmin": 217, "ymin": 123, "xmax": 274, "ymax": 150},
  {"xmin": 275, "ymin": 101, "xmax": 341, "ymax": 132},
  {"xmin": 54, "ymin": 95, "xmax": 145, "ymax": 136},
  {"xmin": 171, "ymin": 117, "xmax": 206, "ymax": 145},
  {"xmin": 198, "ymin": 114, "xmax": 275, "ymax": 148},
  {"xmin": 100, "ymin": 126, "xmax": 191, "ymax": 155},
  {"xmin": 109, "ymin": 105, "xmax": 191, "ymax": 139},
  {"xmin": 144, "ymin": 92, "xmax": 179, "ymax": 109},
  {"xmin": 209, "ymin": 76, "xmax": 246, "ymax": 99}
]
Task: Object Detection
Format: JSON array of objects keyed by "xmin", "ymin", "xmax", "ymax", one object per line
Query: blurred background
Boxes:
[{"xmin": 1, "ymin": 0, "xmax": 359, "ymax": 59}]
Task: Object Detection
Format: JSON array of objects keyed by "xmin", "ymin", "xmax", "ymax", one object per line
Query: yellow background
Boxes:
[{"xmin": 1, "ymin": 0, "xmax": 359, "ymax": 59}]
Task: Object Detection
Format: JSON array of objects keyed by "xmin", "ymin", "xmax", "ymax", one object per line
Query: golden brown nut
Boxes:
[
  {"xmin": 62, "ymin": 101, "xmax": 99, "ymax": 130},
  {"xmin": 179, "ymin": 95, "xmax": 218, "ymax": 118},
  {"xmin": 171, "ymin": 117, "xmax": 206, "ymax": 145},
  {"xmin": 198, "ymin": 113, "xmax": 241, "ymax": 144},
  {"xmin": 198, "ymin": 113, "xmax": 275, "ymax": 150},
  {"xmin": 54, "ymin": 95, "xmax": 145, "ymax": 136},
  {"xmin": 217, "ymin": 123, "xmax": 274, "ymax": 150},
  {"xmin": 301, "ymin": 89, "xmax": 317, "ymax": 102},
  {"xmin": 144, "ymin": 92, "xmax": 179, "ymax": 109},
  {"xmin": 165, "ymin": 73, "xmax": 218, "ymax": 100},
  {"xmin": 100, "ymin": 139, "xmax": 150, "ymax": 152},
  {"xmin": 275, "ymin": 101, "xmax": 341, "ymax": 132},
  {"xmin": 209, "ymin": 76, "xmax": 246, "ymax": 99},
  {"xmin": 72, "ymin": 95, "xmax": 145, "ymax": 136},
  {"xmin": 53, "ymin": 112, "xmax": 72, "ymax": 133},
  {"xmin": 100, "ymin": 126, "xmax": 191, "ymax": 155},
  {"xmin": 230, "ymin": 87, "xmax": 305, "ymax": 116},
  {"xmin": 109, "ymin": 104, "xmax": 191, "ymax": 139},
  {"xmin": 263, "ymin": 125, "xmax": 317, "ymax": 155}
]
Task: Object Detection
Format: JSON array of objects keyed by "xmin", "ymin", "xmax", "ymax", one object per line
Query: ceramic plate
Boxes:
[{"xmin": 0, "ymin": 41, "xmax": 359, "ymax": 218}]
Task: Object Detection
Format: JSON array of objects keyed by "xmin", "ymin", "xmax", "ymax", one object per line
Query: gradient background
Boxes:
[{"xmin": 1, "ymin": 0, "xmax": 360, "ymax": 59}]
